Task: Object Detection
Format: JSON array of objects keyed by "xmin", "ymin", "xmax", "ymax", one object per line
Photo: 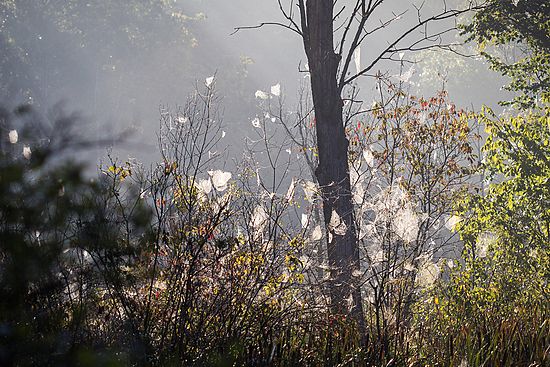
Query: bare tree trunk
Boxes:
[{"xmin": 302, "ymin": 0, "xmax": 364, "ymax": 329}]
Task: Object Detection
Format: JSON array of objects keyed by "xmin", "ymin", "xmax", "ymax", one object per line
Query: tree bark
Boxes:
[{"xmin": 302, "ymin": 0, "xmax": 364, "ymax": 328}]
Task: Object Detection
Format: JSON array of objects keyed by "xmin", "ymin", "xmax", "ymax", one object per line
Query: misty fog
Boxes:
[{"xmin": 1, "ymin": 0, "xmax": 508, "ymax": 164}]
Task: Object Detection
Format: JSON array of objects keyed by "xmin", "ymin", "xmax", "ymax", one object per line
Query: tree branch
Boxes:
[
  {"xmin": 342, "ymin": 4, "xmax": 483, "ymax": 87},
  {"xmin": 231, "ymin": 21, "xmax": 302, "ymax": 36}
]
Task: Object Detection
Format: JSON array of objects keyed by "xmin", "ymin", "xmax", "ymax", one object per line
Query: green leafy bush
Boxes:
[{"xmin": 416, "ymin": 105, "xmax": 550, "ymax": 366}]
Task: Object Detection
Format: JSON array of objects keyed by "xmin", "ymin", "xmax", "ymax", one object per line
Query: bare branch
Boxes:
[
  {"xmin": 342, "ymin": 4, "xmax": 483, "ymax": 87},
  {"xmin": 338, "ymin": 0, "xmax": 387, "ymax": 89},
  {"xmin": 232, "ymin": 21, "xmax": 302, "ymax": 36}
]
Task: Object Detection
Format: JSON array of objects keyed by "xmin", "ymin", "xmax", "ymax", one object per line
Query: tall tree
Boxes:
[
  {"xmin": 238, "ymin": 0, "xmax": 482, "ymax": 327},
  {"xmin": 300, "ymin": 0, "xmax": 364, "ymax": 322}
]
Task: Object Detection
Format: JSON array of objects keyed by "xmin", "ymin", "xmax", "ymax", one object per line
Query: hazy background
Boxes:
[{"xmin": 0, "ymin": 0, "xmax": 508, "ymax": 164}]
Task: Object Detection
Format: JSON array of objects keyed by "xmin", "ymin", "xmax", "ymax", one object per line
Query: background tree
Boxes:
[
  {"xmin": 462, "ymin": 0, "xmax": 550, "ymax": 107},
  {"xmin": 0, "ymin": 0, "xmax": 209, "ymax": 139}
]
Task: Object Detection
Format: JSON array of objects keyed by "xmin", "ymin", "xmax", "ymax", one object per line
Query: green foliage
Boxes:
[
  {"xmin": 458, "ymin": 104, "xmax": 549, "ymax": 317},
  {"xmin": 462, "ymin": 0, "xmax": 550, "ymax": 107},
  {"xmin": 417, "ymin": 105, "xmax": 550, "ymax": 366}
]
